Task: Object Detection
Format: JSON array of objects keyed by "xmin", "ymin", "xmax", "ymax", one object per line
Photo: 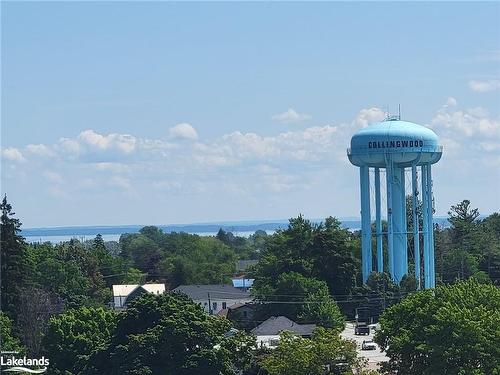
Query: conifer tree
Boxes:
[{"xmin": 0, "ymin": 195, "xmax": 29, "ymax": 318}]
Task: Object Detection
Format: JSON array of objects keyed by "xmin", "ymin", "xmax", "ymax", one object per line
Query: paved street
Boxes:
[{"xmin": 341, "ymin": 323, "xmax": 389, "ymax": 371}]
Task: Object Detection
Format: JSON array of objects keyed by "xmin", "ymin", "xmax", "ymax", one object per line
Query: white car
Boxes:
[{"xmin": 361, "ymin": 340, "xmax": 377, "ymax": 350}]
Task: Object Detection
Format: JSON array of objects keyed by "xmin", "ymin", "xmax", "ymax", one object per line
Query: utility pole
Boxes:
[{"xmin": 208, "ymin": 292, "xmax": 212, "ymax": 315}]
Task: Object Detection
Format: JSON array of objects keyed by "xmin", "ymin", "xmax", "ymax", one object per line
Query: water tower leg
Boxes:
[
  {"xmin": 375, "ymin": 167, "xmax": 383, "ymax": 273},
  {"xmin": 360, "ymin": 166, "xmax": 372, "ymax": 283},
  {"xmin": 400, "ymin": 167, "xmax": 408, "ymax": 279},
  {"xmin": 412, "ymin": 165, "xmax": 421, "ymax": 289},
  {"xmin": 392, "ymin": 166, "xmax": 406, "ymax": 284},
  {"xmin": 426, "ymin": 164, "xmax": 435, "ymax": 288},
  {"xmin": 386, "ymin": 163, "xmax": 394, "ymax": 281},
  {"xmin": 421, "ymin": 164, "xmax": 431, "ymax": 289}
]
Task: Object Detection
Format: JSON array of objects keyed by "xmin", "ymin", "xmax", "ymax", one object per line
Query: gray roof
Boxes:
[
  {"xmin": 173, "ymin": 284, "xmax": 252, "ymax": 300},
  {"xmin": 251, "ymin": 316, "xmax": 316, "ymax": 336}
]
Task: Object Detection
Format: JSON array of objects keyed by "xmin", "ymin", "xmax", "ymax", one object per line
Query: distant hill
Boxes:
[{"xmin": 21, "ymin": 217, "xmax": 452, "ymax": 238}]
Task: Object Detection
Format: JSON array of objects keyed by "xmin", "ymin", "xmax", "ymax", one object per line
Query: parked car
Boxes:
[
  {"xmin": 361, "ymin": 340, "xmax": 377, "ymax": 350},
  {"xmin": 354, "ymin": 324, "xmax": 370, "ymax": 335}
]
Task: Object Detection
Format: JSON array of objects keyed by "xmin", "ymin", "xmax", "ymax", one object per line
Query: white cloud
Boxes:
[
  {"xmin": 272, "ymin": 108, "xmax": 311, "ymax": 124},
  {"xmin": 1, "ymin": 147, "xmax": 25, "ymax": 162},
  {"xmin": 352, "ymin": 107, "xmax": 386, "ymax": 128},
  {"xmin": 26, "ymin": 144, "xmax": 56, "ymax": 158},
  {"xmin": 431, "ymin": 100, "xmax": 500, "ymax": 139},
  {"xmin": 222, "ymin": 132, "xmax": 278, "ymax": 159},
  {"xmin": 468, "ymin": 79, "xmax": 500, "ymax": 92},
  {"xmin": 58, "ymin": 137, "xmax": 81, "ymax": 156},
  {"xmin": 168, "ymin": 123, "xmax": 198, "ymax": 140},
  {"xmin": 78, "ymin": 129, "xmax": 136, "ymax": 153},
  {"xmin": 92, "ymin": 162, "xmax": 131, "ymax": 173},
  {"xmin": 445, "ymin": 97, "xmax": 457, "ymax": 107},
  {"xmin": 6, "ymin": 102, "xmax": 499, "ymax": 212}
]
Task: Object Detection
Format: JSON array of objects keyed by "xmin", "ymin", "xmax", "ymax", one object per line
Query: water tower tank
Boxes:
[{"xmin": 348, "ymin": 119, "xmax": 442, "ymax": 167}]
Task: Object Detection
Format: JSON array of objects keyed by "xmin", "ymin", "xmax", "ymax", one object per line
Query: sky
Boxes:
[{"xmin": 1, "ymin": 2, "xmax": 499, "ymax": 228}]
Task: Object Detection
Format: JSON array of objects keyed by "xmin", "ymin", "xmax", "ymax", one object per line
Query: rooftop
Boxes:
[
  {"xmin": 251, "ymin": 316, "xmax": 316, "ymax": 336},
  {"xmin": 173, "ymin": 284, "xmax": 252, "ymax": 300},
  {"xmin": 112, "ymin": 284, "xmax": 165, "ymax": 297}
]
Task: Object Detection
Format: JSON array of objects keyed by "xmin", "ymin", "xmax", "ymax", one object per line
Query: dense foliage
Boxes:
[
  {"xmin": 435, "ymin": 200, "xmax": 500, "ymax": 284},
  {"xmin": 120, "ymin": 227, "xmax": 239, "ymax": 287},
  {"xmin": 252, "ymin": 216, "xmax": 358, "ymax": 297},
  {"xmin": 0, "ymin": 311, "xmax": 23, "ymax": 352},
  {"xmin": 375, "ymin": 280, "xmax": 500, "ymax": 375},
  {"xmin": 42, "ymin": 307, "xmax": 117, "ymax": 374},
  {"xmin": 84, "ymin": 292, "xmax": 256, "ymax": 375},
  {"xmin": 253, "ymin": 271, "xmax": 345, "ymax": 330},
  {"xmin": 260, "ymin": 328, "xmax": 364, "ymax": 375},
  {"xmin": 1, "ymin": 196, "xmax": 30, "ymax": 320}
]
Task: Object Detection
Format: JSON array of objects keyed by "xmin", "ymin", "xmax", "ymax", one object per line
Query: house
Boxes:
[
  {"xmin": 173, "ymin": 284, "xmax": 253, "ymax": 315},
  {"xmin": 112, "ymin": 284, "xmax": 165, "ymax": 309},
  {"xmin": 226, "ymin": 302, "xmax": 257, "ymax": 330},
  {"xmin": 251, "ymin": 316, "xmax": 317, "ymax": 348}
]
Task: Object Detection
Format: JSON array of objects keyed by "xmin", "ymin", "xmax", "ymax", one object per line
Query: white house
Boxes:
[
  {"xmin": 251, "ymin": 316, "xmax": 316, "ymax": 348},
  {"xmin": 112, "ymin": 284, "xmax": 165, "ymax": 309},
  {"xmin": 173, "ymin": 284, "xmax": 253, "ymax": 315}
]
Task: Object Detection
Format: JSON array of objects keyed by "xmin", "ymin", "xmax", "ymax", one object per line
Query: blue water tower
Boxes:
[{"xmin": 347, "ymin": 116, "xmax": 442, "ymax": 289}]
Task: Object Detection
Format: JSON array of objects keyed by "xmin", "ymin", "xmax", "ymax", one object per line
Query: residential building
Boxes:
[
  {"xmin": 251, "ymin": 316, "xmax": 316, "ymax": 348},
  {"xmin": 226, "ymin": 302, "xmax": 257, "ymax": 330},
  {"xmin": 173, "ymin": 284, "xmax": 253, "ymax": 315},
  {"xmin": 112, "ymin": 283, "xmax": 165, "ymax": 309}
]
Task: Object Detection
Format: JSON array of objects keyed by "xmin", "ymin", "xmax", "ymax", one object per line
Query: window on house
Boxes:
[
  {"xmin": 212, "ymin": 302, "xmax": 218, "ymax": 311},
  {"xmin": 222, "ymin": 302, "xmax": 227, "ymax": 309},
  {"xmin": 269, "ymin": 339, "xmax": 280, "ymax": 347}
]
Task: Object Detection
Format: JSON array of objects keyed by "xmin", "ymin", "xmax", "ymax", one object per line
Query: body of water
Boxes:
[
  {"xmin": 24, "ymin": 230, "xmax": 277, "ymax": 244},
  {"xmin": 22, "ymin": 217, "xmax": 450, "ymax": 244}
]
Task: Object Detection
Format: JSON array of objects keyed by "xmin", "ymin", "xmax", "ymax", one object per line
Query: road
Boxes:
[{"xmin": 341, "ymin": 323, "xmax": 389, "ymax": 371}]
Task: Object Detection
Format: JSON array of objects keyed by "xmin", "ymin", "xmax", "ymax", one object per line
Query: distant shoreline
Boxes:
[{"xmin": 21, "ymin": 217, "xmax": 452, "ymax": 239}]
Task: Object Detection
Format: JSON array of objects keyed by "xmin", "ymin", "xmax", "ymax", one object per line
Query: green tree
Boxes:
[
  {"xmin": 479, "ymin": 213, "xmax": 500, "ymax": 284},
  {"xmin": 375, "ymin": 279, "xmax": 500, "ymax": 375},
  {"xmin": 254, "ymin": 272, "xmax": 344, "ymax": 330},
  {"xmin": 347, "ymin": 272, "xmax": 402, "ymax": 321},
  {"xmin": 260, "ymin": 328, "xmax": 363, "ymax": 375},
  {"xmin": 0, "ymin": 196, "xmax": 29, "ymax": 318},
  {"xmin": 85, "ymin": 292, "xmax": 254, "ymax": 375},
  {"xmin": 42, "ymin": 307, "xmax": 117, "ymax": 375},
  {"xmin": 160, "ymin": 236, "xmax": 236, "ymax": 287},
  {"xmin": 0, "ymin": 311, "xmax": 23, "ymax": 352},
  {"xmin": 253, "ymin": 216, "xmax": 357, "ymax": 301},
  {"xmin": 28, "ymin": 241, "xmax": 110, "ymax": 308},
  {"xmin": 437, "ymin": 201, "xmax": 496, "ymax": 284}
]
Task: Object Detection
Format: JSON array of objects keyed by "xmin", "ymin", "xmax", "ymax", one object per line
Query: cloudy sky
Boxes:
[{"xmin": 2, "ymin": 2, "xmax": 499, "ymax": 227}]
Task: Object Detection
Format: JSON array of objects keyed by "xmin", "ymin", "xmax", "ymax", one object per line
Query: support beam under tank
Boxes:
[
  {"xmin": 375, "ymin": 167, "xmax": 383, "ymax": 273},
  {"xmin": 360, "ymin": 166, "xmax": 372, "ymax": 283},
  {"xmin": 412, "ymin": 165, "xmax": 421, "ymax": 289}
]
